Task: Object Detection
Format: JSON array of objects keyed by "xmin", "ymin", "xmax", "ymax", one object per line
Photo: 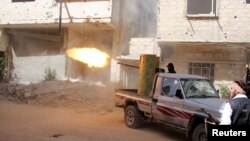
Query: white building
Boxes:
[
  {"xmin": 118, "ymin": 0, "xmax": 250, "ymax": 89},
  {"xmin": 0, "ymin": 0, "xmax": 157, "ymax": 85},
  {"xmin": 157, "ymin": 0, "xmax": 250, "ymax": 86},
  {"xmin": 1, "ymin": 0, "xmax": 248, "ymax": 88}
]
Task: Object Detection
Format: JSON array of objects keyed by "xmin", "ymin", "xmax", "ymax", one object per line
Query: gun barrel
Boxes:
[{"xmin": 200, "ymin": 108, "xmax": 219, "ymax": 124}]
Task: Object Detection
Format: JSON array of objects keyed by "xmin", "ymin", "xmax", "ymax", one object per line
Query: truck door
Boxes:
[
  {"xmin": 152, "ymin": 77, "xmax": 185, "ymax": 128},
  {"xmin": 151, "ymin": 76, "xmax": 163, "ymax": 117}
]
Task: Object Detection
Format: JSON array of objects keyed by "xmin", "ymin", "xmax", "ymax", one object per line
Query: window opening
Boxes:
[
  {"xmin": 188, "ymin": 63, "xmax": 215, "ymax": 82},
  {"xmin": 186, "ymin": 0, "xmax": 217, "ymax": 17}
]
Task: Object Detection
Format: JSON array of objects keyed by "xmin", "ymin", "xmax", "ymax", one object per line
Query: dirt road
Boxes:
[
  {"xmin": 0, "ymin": 101, "xmax": 186, "ymax": 141},
  {"xmin": 0, "ymin": 80, "xmax": 186, "ymax": 141}
]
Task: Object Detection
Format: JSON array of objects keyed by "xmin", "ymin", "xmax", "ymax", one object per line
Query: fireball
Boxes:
[{"xmin": 66, "ymin": 48, "xmax": 109, "ymax": 68}]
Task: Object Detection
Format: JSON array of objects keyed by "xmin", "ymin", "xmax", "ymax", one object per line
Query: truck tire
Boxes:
[
  {"xmin": 124, "ymin": 105, "xmax": 142, "ymax": 128},
  {"xmin": 191, "ymin": 124, "xmax": 207, "ymax": 141}
]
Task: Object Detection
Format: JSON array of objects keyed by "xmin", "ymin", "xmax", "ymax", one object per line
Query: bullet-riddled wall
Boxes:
[
  {"xmin": 0, "ymin": 0, "xmax": 114, "ymax": 83},
  {"xmin": 157, "ymin": 0, "xmax": 250, "ymax": 84},
  {"xmin": 0, "ymin": 0, "xmax": 112, "ymax": 25},
  {"xmin": 158, "ymin": 0, "xmax": 250, "ymax": 42}
]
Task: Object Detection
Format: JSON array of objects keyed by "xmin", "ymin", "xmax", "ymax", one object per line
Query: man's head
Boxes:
[
  {"xmin": 230, "ymin": 81, "xmax": 247, "ymax": 98},
  {"xmin": 166, "ymin": 63, "xmax": 175, "ymax": 73},
  {"xmin": 167, "ymin": 63, "xmax": 174, "ymax": 68},
  {"xmin": 167, "ymin": 63, "xmax": 176, "ymax": 73}
]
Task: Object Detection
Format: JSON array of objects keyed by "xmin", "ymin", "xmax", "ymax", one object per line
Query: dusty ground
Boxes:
[{"xmin": 0, "ymin": 80, "xmax": 185, "ymax": 141}]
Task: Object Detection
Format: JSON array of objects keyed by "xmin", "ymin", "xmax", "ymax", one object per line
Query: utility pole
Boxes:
[{"xmin": 59, "ymin": 0, "xmax": 63, "ymax": 34}]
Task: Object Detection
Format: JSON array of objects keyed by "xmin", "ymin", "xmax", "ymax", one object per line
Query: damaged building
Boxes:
[
  {"xmin": 120, "ymin": 0, "xmax": 250, "ymax": 88},
  {"xmin": 114, "ymin": 0, "xmax": 250, "ymax": 88},
  {"xmin": 0, "ymin": 0, "xmax": 114, "ymax": 83},
  {"xmin": 157, "ymin": 0, "xmax": 250, "ymax": 86},
  {"xmin": 0, "ymin": 0, "xmax": 156, "ymax": 85},
  {"xmin": 0, "ymin": 0, "xmax": 249, "ymax": 88}
]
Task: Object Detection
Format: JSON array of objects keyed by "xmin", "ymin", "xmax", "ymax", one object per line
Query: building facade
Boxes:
[
  {"xmin": 0, "ymin": 0, "xmax": 114, "ymax": 83},
  {"xmin": 119, "ymin": 0, "xmax": 250, "ymax": 88},
  {"xmin": 157, "ymin": 0, "xmax": 250, "ymax": 85},
  {"xmin": 1, "ymin": 0, "xmax": 248, "ymax": 88},
  {"xmin": 0, "ymin": 0, "xmax": 156, "ymax": 84}
]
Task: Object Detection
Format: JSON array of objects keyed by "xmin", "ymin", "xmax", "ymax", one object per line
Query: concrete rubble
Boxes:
[{"xmin": 0, "ymin": 80, "xmax": 115, "ymax": 113}]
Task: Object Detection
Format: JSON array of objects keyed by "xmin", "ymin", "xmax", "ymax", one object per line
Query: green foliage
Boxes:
[
  {"xmin": 44, "ymin": 67, "xmax": 57, "ymax": 81},
  {"xmin": 219, "ymin": 85, "xmax": 230, "ymax": 98},
  {"xmin": 0, "ymin": 53, "xmax": 8, "ymax": 82}
]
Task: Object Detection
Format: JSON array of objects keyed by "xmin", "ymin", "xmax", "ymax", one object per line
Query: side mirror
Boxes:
[
  {"xmin": 175, "ymin": 89, "xmax": 183, "ymax": 99},
  {"xmin": 216, "ymin": 89, "xmax": 219, "ymax": 94}
]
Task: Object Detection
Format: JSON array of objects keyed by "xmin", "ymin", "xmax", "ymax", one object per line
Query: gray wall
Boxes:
[
  {"xmin": 111, "ymin": 0, "xmax": 157, "ymax": 55},
  {"xmin": 160, "ymin": 43, "xmax": 249, "ymax": 82}
]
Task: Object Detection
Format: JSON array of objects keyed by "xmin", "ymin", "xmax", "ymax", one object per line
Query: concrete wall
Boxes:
[
  {"xmin": 160, "ymin": 43, "xmax": 248, "ymax": 82},
  {"xmin": 120, "ymin": 66, "xmax": 138, "ymax": 89},
  {"xmin": 111, "ymin": 0, "xmax": 157, "ymax": 55},
  {"xmin": 119, "ymin": 38, "xmax": 160, "ymax": 88},
  {"xmin": 111, "ymin": 0, "xmax": 158, "ymax": 84},
  {"xmin": 0, "ymin": 0, "xmax": 112, "ymax": 25},
  {"xmin": 157, "ymin": 0, "xmax": 250, "ymax": 84},
  {"xmin": 8, "ymin": 28, "xmax": 66, "ymax": 83},
  {"xmin": 158, "ymin": 0, "xmax": 250, "ymax": 42},
  {"xmin": 0, "ymin": 0, "xmax": 114, "ymax": 84},
  {"xmin": 0, "ymin": 29, "xmax": 9, "ymax": 51},
  {"xmin": 10, "ymin": 30, "xmax": 63, "ymax": 57},
  {"xmin": 12, "ymin": 54, "xmax": 66, "ymax": 84},
  {"xmin": 128, "ymin": 38, "xmax": 160, "ymax": 59}
]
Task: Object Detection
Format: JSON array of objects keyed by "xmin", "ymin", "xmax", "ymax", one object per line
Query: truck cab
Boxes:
[
  {"xmin": 114, "ymin": 73, "xmax": 226, "ymax": 141},
  {"xmin": 152, "ymin": 73, "xmax": 223, "ymax": 127}
]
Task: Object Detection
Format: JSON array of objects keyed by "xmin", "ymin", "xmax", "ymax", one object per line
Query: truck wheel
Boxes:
[
  {"xmin": 124, "ymin": 105, "xmax": 142, "ymax": 128},
  {"xmin": 191, "ymin": 124, "xmax": 207, "ymax": 141}
]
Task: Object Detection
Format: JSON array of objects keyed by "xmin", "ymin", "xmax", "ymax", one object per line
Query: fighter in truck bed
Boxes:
[{"xmin": 114, "ymin": 73, "xmax": 226, "ymax": 141}]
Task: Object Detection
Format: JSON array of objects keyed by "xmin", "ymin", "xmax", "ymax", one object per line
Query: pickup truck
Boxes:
[{"xmin": 114, "ymin": 73, "xmax": 226, "ymax": 141}]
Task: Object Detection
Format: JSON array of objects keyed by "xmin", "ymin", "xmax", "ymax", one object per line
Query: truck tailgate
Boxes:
[{"xmin": 114, "ymin": 89, "xmax": 152, "ymax": 113}]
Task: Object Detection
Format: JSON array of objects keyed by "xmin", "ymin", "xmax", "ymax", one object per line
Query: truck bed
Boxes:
[{"xmin": 114, "ymin": 89, "xmax": 152, "ymax": 112}]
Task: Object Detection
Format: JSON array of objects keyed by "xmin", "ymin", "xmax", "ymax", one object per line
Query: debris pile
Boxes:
[{"xmin": 0, "ymin": 80, "xmax": 115, "ymax": 113}]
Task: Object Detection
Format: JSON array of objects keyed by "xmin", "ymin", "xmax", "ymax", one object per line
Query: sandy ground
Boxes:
[{"xmin": 0, "ymin": 80, "xmax": 186, "ymax": 141}]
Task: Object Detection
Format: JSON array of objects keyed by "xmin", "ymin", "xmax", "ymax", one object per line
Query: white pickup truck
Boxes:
[{"xmin": 114, "ymin": 73, "xmax": 226, "ymax": 141}]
